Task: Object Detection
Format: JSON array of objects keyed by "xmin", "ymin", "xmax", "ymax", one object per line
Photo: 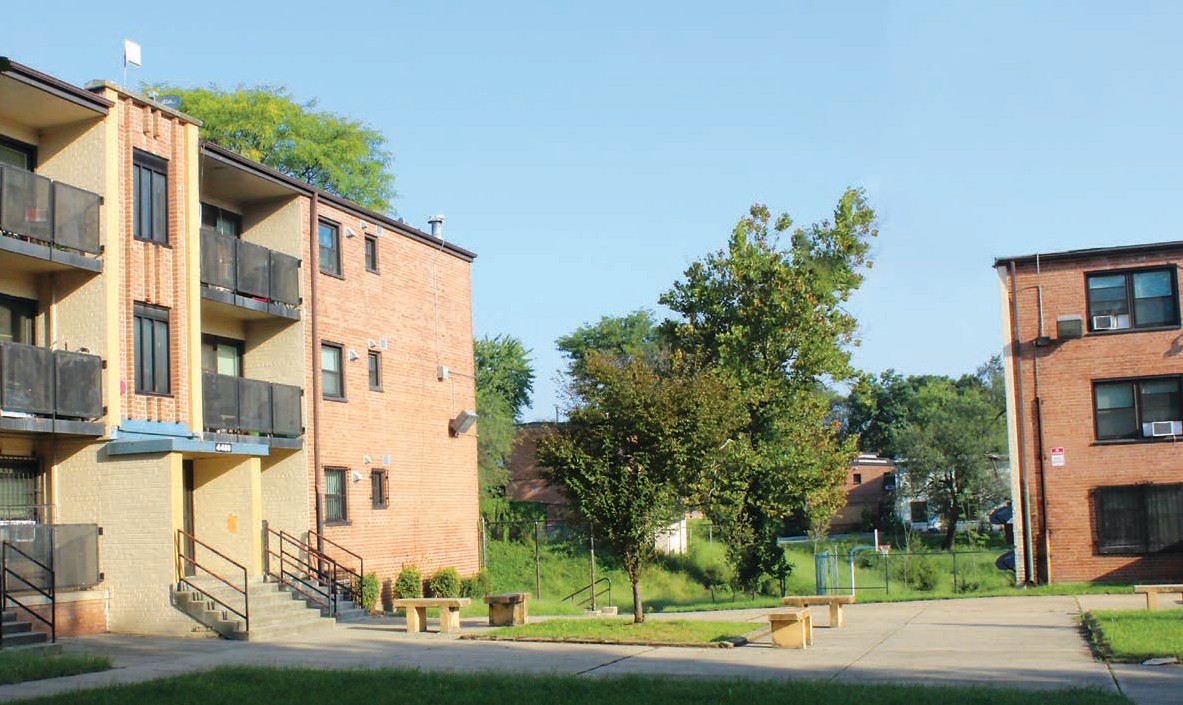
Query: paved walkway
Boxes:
[{"xmin": 0, "ymin": 594, "xmax": 1177, "ymax": 704}]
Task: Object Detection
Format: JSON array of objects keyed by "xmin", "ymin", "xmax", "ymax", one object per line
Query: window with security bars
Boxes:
[
  {"xmin": 324, "ymin": 467, "xmax": 347, "ymax": 523},
  {"xmin": 0, "ymin": 457, "xmax": 40, "ymax": 521},
  {"xmin": 1094, "ymin": 483, "xmax": 1183, "ymax": 554}
]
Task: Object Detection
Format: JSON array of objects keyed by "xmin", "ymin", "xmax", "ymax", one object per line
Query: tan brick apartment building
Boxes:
[
  {"xmin": 0, "ymin": 58, "xmax": 478, "ymax": 637},
  {"xmin": 997, "ymin": 242, "xmax": 1183, "ymax": 585}
]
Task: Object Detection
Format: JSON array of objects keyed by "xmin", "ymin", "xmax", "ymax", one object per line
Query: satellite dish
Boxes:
[
  {"xmin": 989, "ymin": 504, "xmax": 1013, "ymax": 525},
  {"xmin": 995, "ymin": 551, "xmax": 1016, "ymax": 572},
  {"xmin": 159, "ymin": 95, "xmax": 183, "ymax": 110}
]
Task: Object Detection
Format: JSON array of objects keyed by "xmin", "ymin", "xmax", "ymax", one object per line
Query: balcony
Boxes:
[
  {"xmin": 0, "ymin": 342, "xmax": 103, "ymax": 436},
  {"xmin": 200, "ymin": 228, "xmax": 300, "ymax": 321},
  {"xmin": 202, "ymin": 372, "xmax": 303, "ymax": 449},
  {"xmin": 0, "ymin": 164, "xmax": 102, "ymax": 274}
]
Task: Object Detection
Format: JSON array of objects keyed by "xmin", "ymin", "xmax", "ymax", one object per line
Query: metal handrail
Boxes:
[
  {"xmin": 264, "ymin": 527, "xmax": 337, "ymax": 615},
  {"xmin": 1, "ymin": 540, "xmax": 55, "ymax": 645},
  {"xmin": 175, "ymin": 529, "xmax": 249, "ymax": 634},
  {"xmin": 561, "ymin": 576, "xmax": 612, "ymax": 609},
  {"xmin": 307, "ymin": 528, "xmax": 364, "ymax": 598}
]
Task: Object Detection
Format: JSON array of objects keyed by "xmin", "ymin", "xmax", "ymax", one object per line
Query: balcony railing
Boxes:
[
  {"xmin": 0, "ymin": 523, "xmax": 102, "ymax": 591},
  {"xmin": 0, "ymin": 164, "xmax": 101, "ymax": 256},
  {"xmin": 0, "ymin": 342, "xmax": 102, "ymax": 420},
  {"xmin": 200, "ymin": 227, "xmax": 300, "ymax": 312},
  {"xmin": 202, "ymin": 372, "xmax": 302, "ymax": 438}
]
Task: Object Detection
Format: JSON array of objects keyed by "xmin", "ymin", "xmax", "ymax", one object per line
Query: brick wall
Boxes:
[
  {"xmin": 308, "ymin": 203, "xmax": 479, "ymax": 595},
  {"xmin": 1003, "ymin": 248, "xmax": 1183, "ymax": 583}
]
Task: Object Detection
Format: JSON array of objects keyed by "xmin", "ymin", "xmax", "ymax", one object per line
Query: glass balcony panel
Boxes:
[
  {"xmin": 236, "ymin": 239, "xmax": 270, "ymax": 300},
  {"xmin": 200, "ymin": 228, "xmax": 237, "ymax": 290},
  {"xmin": 271, "ymin": 383, "xmax": 302, "ymax": 437},
  {"xmin": 52, "ymin": 182, "xmax": 102, "ymax": 254},
  {"xmin": 0, "ymin": 342, "xmax": 53, "ymax": 415},
  {"xmin": 270, "ymin": 251, "xmax": 300, "ymax": 306},
  {"xmin": 202, "ymin": 371, "xmax": 239, "ymax": 432},
  {"xmin": 0, "ymin": 165, "xmax": 52, "ymax": 243},
  {"xmin": 54, "ymin": 350, "xmax": 102, "ymax": 419},
  {"xmin": 237, "ymin": 377, "xmax": 272, "ymax": 434}
]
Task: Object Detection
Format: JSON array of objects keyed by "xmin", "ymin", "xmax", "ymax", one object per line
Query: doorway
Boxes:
[{"xmin": 182, "ymin": 461, "xmax": 195, "ymax": 577}]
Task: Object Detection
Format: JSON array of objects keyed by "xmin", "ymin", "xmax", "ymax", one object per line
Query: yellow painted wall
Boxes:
[
  {"xmin": 261, "ymin": 450, "xmax": 310, "ymax": 538},
  {"xmin": 191, "ymin": 456, "xmax": 263, "ymax": 575}
]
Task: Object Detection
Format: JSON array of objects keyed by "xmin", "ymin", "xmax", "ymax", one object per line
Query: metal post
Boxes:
[
  {"xmin": 952, "ymin": 550, "xmax": 958, "ymax": 592},
  {"xmin": 534, "ymin": 520, "xmax": 542, "ymax": 599},
  {"xmin": 480, "ymin": 518, "xmax": 488, "ymax": 570},
  {"xmin": 589, "ymin": 529, "xmax": 597, "ymax": 612},
  {"xmin": 884, "ymin": 551, "xmax": 890, "ymax": 595}
]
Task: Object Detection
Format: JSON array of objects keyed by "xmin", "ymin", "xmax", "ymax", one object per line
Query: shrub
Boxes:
[
  {"xmin": 354, "ymin": 572, "xmax": 380, "ymax": 612},
  {"xmin": 460, "ymin": 569, "xmax": 494, "ymax": 598},
  {"xmin": 911, "ymin": 556, "xmax": 939, "ymax": 591},
  {"xmin": 427, "ymin": 567, "xmax": 462, "ymax": 597},
  {"xmin": 394, "ymin": 566, "xmax": 423, "ymax": 598}
]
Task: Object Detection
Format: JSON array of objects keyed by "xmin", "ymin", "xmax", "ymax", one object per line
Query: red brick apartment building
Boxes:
[
  {"xmin": 997, "ymin": 243, "xmax": 1183, "ymax": 585},
  {"xmin": 0, "ymin": 58, "xmax": 478, "ymax": 639},
  {"xmin": 830, "ymin": 454, "xmax": 896, "ymax": 534}
]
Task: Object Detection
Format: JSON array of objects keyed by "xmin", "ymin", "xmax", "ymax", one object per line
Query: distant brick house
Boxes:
[
  {"xmin": 505, "ymin": 422, "xmax": 569, "ymax": 522},
  {"xmin": 829, "ymin": 454, "xmax": 897, "ymax": 534}
]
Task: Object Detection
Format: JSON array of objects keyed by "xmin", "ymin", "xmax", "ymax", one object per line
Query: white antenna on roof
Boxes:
[{"xmin": 123, "ymin": 40, "xmax": 141, "ymax": 87}]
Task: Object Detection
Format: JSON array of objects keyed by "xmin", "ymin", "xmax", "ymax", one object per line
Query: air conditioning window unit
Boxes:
[
  {"xmin": 1092, "ymin": 314, "xmax": 1131, "ymax": 331},
  {"xmin": 1146, "ymin": 420, "xmax": 1182, "ymax": 437}
]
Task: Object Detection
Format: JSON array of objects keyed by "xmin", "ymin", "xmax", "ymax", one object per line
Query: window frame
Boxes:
[
  {"xmin": 132, "ymin": 150, "xmax": 169, "ymax": 244},
  {"xmin": 0, "ymin": 135, "xmax": 36, "ymax": 171},
  {"xmin": 318, "ymin": 219, "xmax": 342, "ymax": 277},
  {"xmin": 364, "ymin": 235, "xmax": 379, "ymax": 273},
  {"xmin": 1093, "ymin": 482, "xmax": 1183, "ymax": 555},
  {"xmin": 370, "ymin": 469, "xmax": 389, "ymax": 510},
  {"xmin": 133, "ymin": 302, "xmax": 171, "ymax": 396},
  {"xmin": 367, "ymin": 350, "xmax": 382, "ymax": 391},
  {"xmin": 1092, "ymin": 375, "xmax": 1183, "ymax": 441},
  {"xmin": 1085, "ymin": 266, "xmax": 1180, "ymax": 333},
  {"xmin": 320, "ymin": 342, "xmax": 345, "ymax": 401},
  {"xmin": 200, "ymin": 334, "xmax": 244, "ymax": 377},
  {"xmin": 323, "ymin": 467, "xmax": 349, "ymax": 524},
  {"xmin": 0, "ymin": 293, "xmax": 36, "ymax": 344},
  {"xmin": 200, "ymin": 202, "xmax": 243, "ymax": 237},
  {"xmin": 852, "ymin": 473, "xmax": 862, "ymax": 485}
]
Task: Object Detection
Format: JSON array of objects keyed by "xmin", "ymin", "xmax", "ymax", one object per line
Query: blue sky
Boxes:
[{"xmin": 7, "ymin": 2, "xmax": 1182, "ymax": 420}]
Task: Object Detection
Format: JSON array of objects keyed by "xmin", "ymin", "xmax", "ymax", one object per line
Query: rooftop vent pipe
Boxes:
[{"xmin": 428, "ymin": 214, "xmax": 445, "ymax": 239}]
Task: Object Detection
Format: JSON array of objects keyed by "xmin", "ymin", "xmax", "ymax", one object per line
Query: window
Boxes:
[
  {"xmin": 1095, "ymin": 483, "xmax": 1183, "ymax": 554},
  {"xmin": 368, "ymin": 351, "xmax": 382, "ymax": 391},
  {"xmin": 1093, "ymin": 377, "xmax": 1183, "ymax": 440},
  {"xmin": 324, "ymin": 467, "xmax": 348, "ymax": 523},
  {"xmin": 852, "ymin": 473, "xmax": 862, "ymax": 485},
  {"xmin": 0, "ymin": 136, "xmax": 35, "ymax": 170},
  {"xmin": 201, "ymin": 335, "xmax": 243, "ymax": 376},
  {"xmin": 910, "ymin": 501, "xmax": 928, "ymax": 523},
  {"xmin": 371, "ymin": 469, "xmax": 388, "ymax": 509},
  {"xmin": 133, "ymin": 303, "xmax": 170, "ymax": 395},
  {"xmin": 0, "ymin": 457, "xmax": 41, "ymax": 521},
  {"xmin": 364, "ymin": 235, "xmax": 379, "ymax": 273},
  {"xmin": 0, "ymin": 294, "xmax": 35, "ymax": 344},
  {"xmin": 133, "ymin": 151, "xmax": 168, "ymax": 244},
  {"xmin": 200, "ymin": 203, "xmax": 242, "ymax": 237},
  {"xmin": 319, "ymin": 220, "xmax": 341, "ymax": 276},
  {"xmin": 1087, "ymin": 268, "xmax": 1179, "ymax": 331},
  {"xmin": 321, "ymin": 343, "xmax": 344, "ymax": 399}
]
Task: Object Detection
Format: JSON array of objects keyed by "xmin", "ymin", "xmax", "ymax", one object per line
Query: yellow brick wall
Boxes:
[{"xmin": 191, "ymin": 456, "xmax": 263, "ymax": 575}]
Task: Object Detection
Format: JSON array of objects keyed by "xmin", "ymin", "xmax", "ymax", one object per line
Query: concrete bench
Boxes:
[
  {"xmin": 781, "ymin": 594, "xmax": 856, "ymax": 628},
  {"xmin": 768, "ymin": 608, "xmax": 813, "ymax": 649},
  {"xmin": 392, "ymin": 597, "xmax": 472, "ymax": 634},
  {"xmin": 1134, "ymin": 584, "xmax": 1183, "ymax": 611},
  {"xmin": 484, "ymin": 592, "xmax": 530, "ymax": 626}
]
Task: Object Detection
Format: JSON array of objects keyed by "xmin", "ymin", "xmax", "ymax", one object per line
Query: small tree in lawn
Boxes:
[{"xmin": 537, "ymin": 351, "xmax": 745, "ymax": 623}]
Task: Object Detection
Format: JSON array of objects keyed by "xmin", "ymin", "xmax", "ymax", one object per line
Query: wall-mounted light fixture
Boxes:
[{"xmin": 449, "ymin": 410, "xmax": 478, "ymax": 436}]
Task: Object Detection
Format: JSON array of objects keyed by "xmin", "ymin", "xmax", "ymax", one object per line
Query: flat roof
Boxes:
[{"xmin": 994, "ymin": 240, "xmax": 1183, "ymax": 268}]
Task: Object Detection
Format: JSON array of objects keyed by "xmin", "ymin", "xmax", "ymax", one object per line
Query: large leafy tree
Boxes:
[
  {"xmin": 153, "ymin": 85, "xmax": 396, "ymax": 212},
  {"xmin": 537, "ymin": 351, "xmax": 746, "ymax": 622},
  {"xmin": 555, "ymin": 310, "xmax": 661, "ymax": 380},
  {"xmin": 474, "ymin": 335, "xmax": 535, "ymax": 520},
  {"xmin": 660, "ymin": 190, "xmax": 877, "ymax": 592}
]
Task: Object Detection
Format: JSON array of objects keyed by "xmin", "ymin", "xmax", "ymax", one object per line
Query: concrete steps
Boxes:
[
  {"xmin": 0, "ymin": 609, "xmax": 51, "ymax": 649},
  {"xmin": 172, "ymin": 577, "xmax": 342, "ymax": 641}
]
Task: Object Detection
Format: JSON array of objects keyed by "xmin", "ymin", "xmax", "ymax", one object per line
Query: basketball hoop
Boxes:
[{"xmin": 879, "ymin": 544, "xmax": 891, "ymax": 557}]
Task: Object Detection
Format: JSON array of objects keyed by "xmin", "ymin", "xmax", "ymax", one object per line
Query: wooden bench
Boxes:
[
  {"xmin": 484, "ymin": 592, "xmax": 530, "ymax": 626},
  {"xmin": 781, "ymin": 594, "xmax": 856, "ymax": 628},
  {"xmin": 392, "ymin": 597, "xmax": 472, "ymax": 634},
  {"xmin": 1134, "ymin": 584, "xmax": 1183, "ymax": 611},
  {"xmin": 768, "ymin": 608, "xmax": 813, "ymax": 649}
]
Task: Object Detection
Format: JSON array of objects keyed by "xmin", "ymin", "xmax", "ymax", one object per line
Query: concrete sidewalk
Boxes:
[{"xmin": 0, "ymin": 595, "xmax": 1176, "ymax": 704}]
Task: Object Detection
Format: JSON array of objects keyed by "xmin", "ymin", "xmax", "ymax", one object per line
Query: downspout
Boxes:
[
  {"xmin": 1032, "ymin": 255, "xmax": 1051, "ymax": 583},
  {"xmin": 1008, "ymin": 261, "xmax": 1036, "ymax": 585},
  {"xmin": 309, "ymin": 191, "xmax": 324, "ymax": 551}
]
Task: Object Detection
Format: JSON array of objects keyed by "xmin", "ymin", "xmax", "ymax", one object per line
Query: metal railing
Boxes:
[
  {"xmin": 264, "ymin": 525, "xmax": 363, "ymax": 616},
  {"xmin": 175, "ymin": 529, "xmax": 249, "ymax": 634},
  {"xmin": 561, "ymin": 577, "xmax": 612, "ymax": 611},
  {"xmin": 0, "ymin": 342, "xmax": 103, "ymax": 420},
  {"xmin": 0, "ymin": 163, "xmax": 101, "ymax": 255},
  {"xmin": 200, "ymin": 227, "xmax": 300, "ymax": 308},
  {"xmin": 202, "ymin": 372, "xmax": 302, "ymax": 437},
  {"xmin": 307, "ymin": 529, "xmax": 363, "ymax": 602},
  {"xmin": 1, "ymin": 540, "xmax": 55, "ymax": 645}
]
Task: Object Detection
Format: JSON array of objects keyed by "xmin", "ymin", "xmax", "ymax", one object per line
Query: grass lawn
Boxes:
[
  {"xmin": 1085, "ymin": 609, "xmax": 1183, "ymax": 662},
  {"xmin": 5, "ymin": 666, "xmax": 1131, "ymax": 705},
  {"xmin": 0, "ymin": 649, "xmax": 110, "ymax": 685},
  {"xmin": 474, "ymin": 617, "xmax": 757, "ymax": 645}
]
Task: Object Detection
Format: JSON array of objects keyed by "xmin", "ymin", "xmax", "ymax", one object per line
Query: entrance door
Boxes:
[{"xmin": 182, "ymin": 461, "xmax": 195, "ymax": 577}]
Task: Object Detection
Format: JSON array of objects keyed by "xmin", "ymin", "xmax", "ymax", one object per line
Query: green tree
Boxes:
[
  {"xmin": 473, "ymin": 335, "xmax": 535, "ymax": 520},
  {"xmin": 152, "ymin": 85, "xmax": 396, "ymax": 212},
  {"xmin": 660, "ymin": 191, "xmax": 877, "ymax": 593},
  {"xmin": 555, "ymin": 310, "xmax": 661, "ymax": 380},
  {"xmin": 893, "ymin": 377, "xmax": 1008, "ymax": 549},
  {"xmin": 537, "ymin": 352, "xmax": 746, "ymax": 622}
]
